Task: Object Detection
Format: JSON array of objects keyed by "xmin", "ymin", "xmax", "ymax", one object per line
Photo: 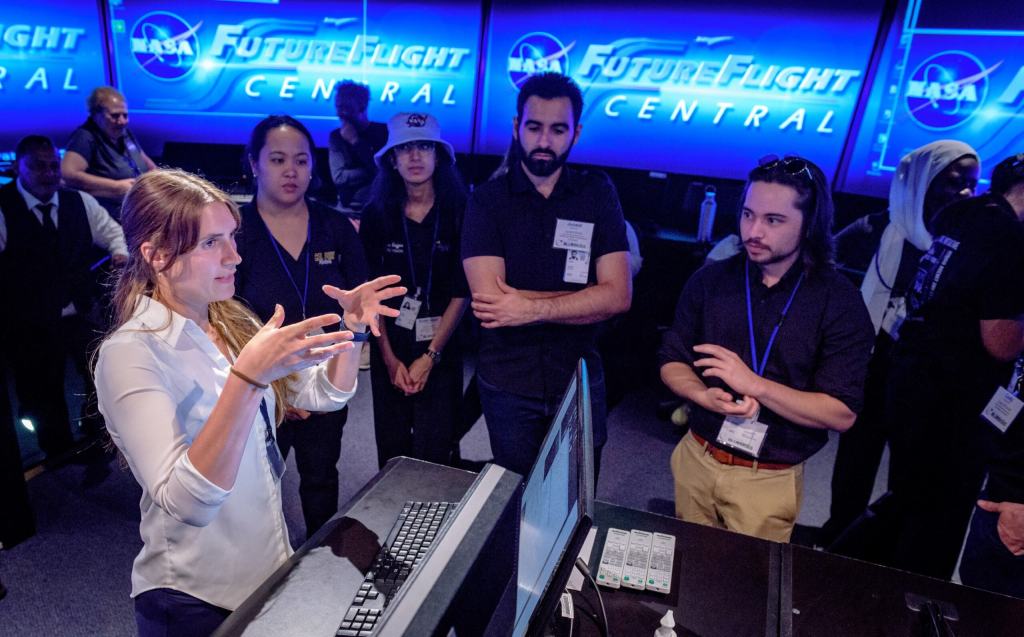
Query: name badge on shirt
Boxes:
[
  {"xmin": 395, "ymin": 296, "xmax": 422, "ymax": 330},
  {"xmin": 553, "ymin": 219, "xmax": 595, "ymax": 252},
  {"xmin": 717, "ymin": 414, "xmax": 769, "ymax": 458},
  {"xmin": 415, "ymin": 316, "xmax": 441, "ymax": 342},
  {"xmin": 564, "ymin": 249, "xmax": 591, "ymax": 284},
  {"xmin": 981, "ymin": 386, "xmax": 1024, "ymax": 433}
]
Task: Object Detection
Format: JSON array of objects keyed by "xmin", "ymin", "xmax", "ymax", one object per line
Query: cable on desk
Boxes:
[{"xmin": 575, "ymin": 557, "xmax": 610, "ymax": 637}]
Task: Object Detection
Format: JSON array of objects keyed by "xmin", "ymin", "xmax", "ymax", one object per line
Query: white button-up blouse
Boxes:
[{"xmin": 95, "ymin": 296, "xmax": 354, "ymax": 610}]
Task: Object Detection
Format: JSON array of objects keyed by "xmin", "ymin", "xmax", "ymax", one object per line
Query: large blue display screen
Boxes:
[
  {"xmin": 841, "ymin": 0, "xmax": 1024, "ymax": 196},
  {"xmin": 106, "ymin": 0, "xmax": 482, "ymax": 153},
  {"xmin": 0, "ymin": 2, "xmax": 108, "ymax": 155},
  {"xmin": 478, "ymin": 0, "xmax": 885, "ymax": 181}
]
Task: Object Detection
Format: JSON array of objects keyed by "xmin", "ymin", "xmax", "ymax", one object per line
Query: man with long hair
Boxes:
[{"xmin": 658, "ymin": 155, "xmax": 874, "ymax": 542}]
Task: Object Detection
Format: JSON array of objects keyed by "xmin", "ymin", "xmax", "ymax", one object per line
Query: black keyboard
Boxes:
[{"xmin": 336, "ymin": 501, "xmax": 456, "ymax": 636}]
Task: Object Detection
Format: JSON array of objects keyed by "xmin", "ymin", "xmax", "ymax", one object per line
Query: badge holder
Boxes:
[
  {"xmin": 395, "ymin": 288, "xmax": 423, "ymax": 330},
  {"xmin": 981, "ymin": 358, "xmax": 1024, "ymax": 433}
]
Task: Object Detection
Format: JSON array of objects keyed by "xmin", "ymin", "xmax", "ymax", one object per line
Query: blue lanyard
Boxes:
[
  {"xmin": 260, "ymin": 211, "xmax": 312, "ymax": 319},
  {"xmin": 401, "ymin": 209, "xmax": 441, "ymax": 313},
  {"xmin": 122, "ymin": 132, "xmax": 143, "ymax": 177},
  {"xmin": 745, "ymin": 260, "xmax": 804, "ymax": 377}
]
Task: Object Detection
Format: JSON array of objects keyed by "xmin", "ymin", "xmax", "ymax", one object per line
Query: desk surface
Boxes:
[
  {"xmin": 216, "ymin": 460, "xmax": 1024, "ymax": 637},
  {"xmin": 786, "ymin": 544, "xmax": 1024, "ymax": 637},
  {"xmin": 582, "ymin": 501, "xmax": 779, "ymax": 637}
]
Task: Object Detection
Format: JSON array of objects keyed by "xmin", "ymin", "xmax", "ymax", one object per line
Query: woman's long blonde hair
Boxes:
[{"xmin": 106, "ymin": 169, "xmax": 291, "ymax": 423}]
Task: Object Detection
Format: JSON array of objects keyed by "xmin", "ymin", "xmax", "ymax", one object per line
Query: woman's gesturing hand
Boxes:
[
  {"xmin": 322, "ymin": 275, "xmax": 406, "ymax": 337},
  {"xmin": 233, "ymin": 305, "xmax": 357, "ymax": 384}
]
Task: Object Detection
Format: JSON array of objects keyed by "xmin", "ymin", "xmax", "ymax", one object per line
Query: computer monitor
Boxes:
[
  {"xmin": 373, "ymin": 359, "xmax": 595, "ymax": 637},
  {"xmin": 513, "ymin": 359, "xmax": 596, "ymax": 637}
]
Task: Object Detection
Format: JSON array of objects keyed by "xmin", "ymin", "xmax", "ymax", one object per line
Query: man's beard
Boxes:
[{"xmin": 516, "ymin": 138, "xmax": 571, "ymax": 178}]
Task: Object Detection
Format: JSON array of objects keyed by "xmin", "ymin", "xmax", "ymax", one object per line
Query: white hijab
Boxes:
[{"xmin": 860, "ymin": 140, "xmax": 978, "ymax": 334}]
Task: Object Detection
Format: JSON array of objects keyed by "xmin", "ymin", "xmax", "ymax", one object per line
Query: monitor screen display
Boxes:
[
  {"xmin": 839, "ymin": 0, "xmax": 1024, "ymax": 196},
  {"xmin": 512, "ymin": 362, "xmax": 593, "ymax": 637},
  {"xmin": 0, "ymin": 2, "xmax": 108, "ymax": 155},
  {"xmin": 478, "ymin": 0, "xmax": 886, "ymax": 181},
  {"xmin": 105, "ymin": 0, "xmax": 482, "ymax": 154}
]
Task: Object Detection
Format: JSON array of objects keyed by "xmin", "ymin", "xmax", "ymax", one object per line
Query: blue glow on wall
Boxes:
[
  {"xmin": 841, "ymin": 0, "xmax": 1024, "ymax": 196},
  {"xmin": 0, "ymin": 3, "xmax": 108, "ymax": 151},
  {"xmin": 107, "ymin": 0, "xmax": 482, "ymax": 153},
  {"xmin": 478, "ymin": 0, "xmax": 885, "ymax": 181}
]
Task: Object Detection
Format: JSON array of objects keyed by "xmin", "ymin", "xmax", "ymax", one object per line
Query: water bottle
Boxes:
[{"xmin": 697, "ymin": 185, "xmax": 717, "ymax": 243}]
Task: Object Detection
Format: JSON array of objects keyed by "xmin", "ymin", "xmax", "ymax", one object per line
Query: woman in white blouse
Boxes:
[{"xmin": 94, "ymin": 169, "xmax": 404, "ymax": 636}]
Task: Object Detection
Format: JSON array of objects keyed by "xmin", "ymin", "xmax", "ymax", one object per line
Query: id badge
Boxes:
[
  {"xmin": 563, "ymin": 249, "xmax": 590, "ymax": 284},
  {"xmin": 553, "ymin": 219, "xmax": 595, "ymax": 251},
  {"xmin": 717, "ymin": 415, "xmax": 769, "ymax": 457},
  {"xmin": 394, "ymin": 296, "xmax": 422, "ymax": 330},
  {"xmin": 981, "ymin": 386, "xmax": 1024, "ymax": 433},
  {"xmin": 415, "ymin": 316, "xmax": 441, "ymax": 342}
]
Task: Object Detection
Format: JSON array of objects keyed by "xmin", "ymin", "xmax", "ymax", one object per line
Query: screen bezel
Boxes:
[{"xmin": 518, "ymin": 359, "xmax": 595, "ymax": 637}]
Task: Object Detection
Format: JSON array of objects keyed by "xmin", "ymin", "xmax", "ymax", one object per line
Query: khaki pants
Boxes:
[{"xmin": 671, "ymin": 430, "xmax": 803, "ymax": 542}]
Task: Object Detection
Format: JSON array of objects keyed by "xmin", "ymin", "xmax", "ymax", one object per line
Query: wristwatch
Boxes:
[{"xmin": 425, "ymin": 348, "xmax": 442, "ymax": 364}]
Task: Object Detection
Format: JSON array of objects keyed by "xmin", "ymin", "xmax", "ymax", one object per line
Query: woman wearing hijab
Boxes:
[{"xmin": 823, "ymin": 140, "xmax": 979, "ymax": 548}]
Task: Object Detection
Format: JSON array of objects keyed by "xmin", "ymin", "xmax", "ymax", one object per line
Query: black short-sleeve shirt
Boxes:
[
  {"xmin": 65, "ymin": 120, "xmax": 149, "ymax": 217},
  {"xmin": 658, "ymin": 254, "xmax": 875, "ymax": 465},
  {"xmin": 894, "ymin": 193, "xmax": 1024, "ymax": 434},
  {"xmin": 360, "ymin": 198, "xmax": 468, "ymax": 363},
  {"xmin": 461, "ymin": 162, "xmax": 629, "ymax": 398},
  {"xmin": 235, "ymin": 199, "xmax": 368, "ymax": 329}
]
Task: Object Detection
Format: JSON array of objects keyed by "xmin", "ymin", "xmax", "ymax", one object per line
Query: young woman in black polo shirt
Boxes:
[
  {"xmin": 234, "ymin": 115, "xmax": 370, "ymax": 538},
  {"xmin": 361, "ymin": 113, "xmax": 468, "ymax": 468}
]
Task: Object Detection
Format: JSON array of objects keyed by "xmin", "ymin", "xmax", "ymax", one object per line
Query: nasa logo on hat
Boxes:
[{"xmin": 406, "ymin": 113, "xmax": 428, "ymax": 128}]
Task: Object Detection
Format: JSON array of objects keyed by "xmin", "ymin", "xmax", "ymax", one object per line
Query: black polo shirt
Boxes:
[
  {"xmin": 235, "ymin": 199, "xmax": 368, "ymax": 329},
  {"xmin": 461, "ymin": 161, "xmax": 628, "ymax": 399},
  {"xmin": 658, "ymin": 254, "xmax": 874, "ymax": 465},
  {"xmin": 896, "ymin": 194, "xmax": 1024, "ymax": 413},
  {"xmin": 360, "ymin": 198, "xmax": 468, "ymax": 362},
  {"xmin": 892, "ymin": 193, "xmax": 1024, "ymax": 478},
  {"xmin": 65, "ymin": 119, "xmax": 149, "ymax": 217}
]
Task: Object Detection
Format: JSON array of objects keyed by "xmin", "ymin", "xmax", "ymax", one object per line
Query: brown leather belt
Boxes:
[{"xmin": 690, "ymin": 431, "xmax": 794, "ymax": 471}]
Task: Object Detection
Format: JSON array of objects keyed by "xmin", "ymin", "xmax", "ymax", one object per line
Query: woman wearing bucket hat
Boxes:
[{"xmin": 361, "ymin": 113, "xmax": 469, "ymax": 468}]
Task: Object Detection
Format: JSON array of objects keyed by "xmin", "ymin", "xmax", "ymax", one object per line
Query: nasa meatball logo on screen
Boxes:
[
  {"xmin": 130, "ymin": 12, "xmax": 200, "ymax": 81},
  {"xmin": 904, "ymin": 50, "xmax": 994, "ymax": 130},
  {"xmin": 507, "ymin": 32, "xmax": 573, "ymax": 89}
]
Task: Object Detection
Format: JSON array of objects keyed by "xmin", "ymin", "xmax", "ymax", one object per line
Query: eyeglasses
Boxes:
[
  {"xmin": 756, "ymin": 154, "xmax": 814, "ymax": 182},
  {"xmin": 394, "ymin": 141, "xmax": 435, "ymax": 155}
]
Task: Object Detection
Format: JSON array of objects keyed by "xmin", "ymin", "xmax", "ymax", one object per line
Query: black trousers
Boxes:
[
  {"xmin": 885, "ymin": 356, "xmax": 996, "ymax": 579},
  {"xmin": 0, "ymin": 361, "xmax": 35, "ymax": 546},
  {"xmin": 369, "ymin": 343, "xmax": 463, "ymax": 470},
  {"xmin": 276, "ymin": 407, "xmax": 347, "ymax": 536},
  {"xmin": 7, "ymin": 320, "xmax": 67, "ymax": 457}
]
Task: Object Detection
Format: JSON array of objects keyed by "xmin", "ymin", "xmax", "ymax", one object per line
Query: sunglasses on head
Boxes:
[{"xmin": 756, "ymin": 154, "xmax": 814, "ymax": 182}]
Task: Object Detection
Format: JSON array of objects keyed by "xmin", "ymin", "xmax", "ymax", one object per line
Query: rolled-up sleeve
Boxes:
[
  {"xmin": 96, "ymin": 338, "xmax": 231, "ymax": 527},
  {"xmin": 289, "ymin": 363, "xmax": 357, "ymax": 412},
  {"xmin": 810, "ymin": 282, "xmax": 875, "ymax": 415}
]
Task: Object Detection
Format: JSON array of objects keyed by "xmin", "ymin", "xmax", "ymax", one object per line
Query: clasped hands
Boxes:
[
  {"xmin": 234, "ymin": 274, "xmax": 405, "ymax": 384},
  {"xmin": 385, "ymin": 352, "xmax": 435, "ymax": 397},
  {"xmin": 692, "ymin": 343, "xmax": 765, "ymax": 419}
]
